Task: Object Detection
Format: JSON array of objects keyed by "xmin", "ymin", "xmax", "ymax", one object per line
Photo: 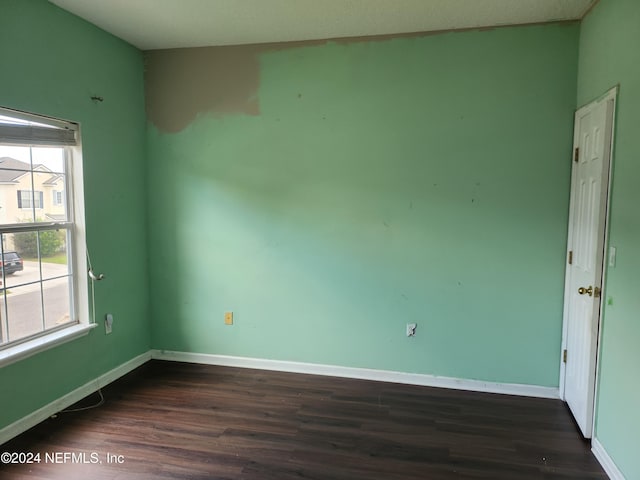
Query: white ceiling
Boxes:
[{"xmin": 49, "ymin": 0, "xmax": 596, "ymax": 51}]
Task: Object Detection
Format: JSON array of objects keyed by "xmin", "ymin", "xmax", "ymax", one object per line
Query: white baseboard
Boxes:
[
  {"xmin": 0, "ymin": 351, "xmax": 151, "ymax": 446},
  {"xmin": 592, "ymin": 437, "xmax": 626, "ymax": 480},
  {"xmin": 151, "ymin": 350, "xmax": 559, "ymax": 399}
]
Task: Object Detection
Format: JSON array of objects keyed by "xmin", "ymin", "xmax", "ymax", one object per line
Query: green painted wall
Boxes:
[
  {"xmin": 0, "ymin": 1, "xmax": 149, "ymax": 428},
  {"xmin": 148, "ymin": 24, "xmax": 579, "ymax": 387},
  {"xmin": 2, "ymin": 2, "xmax": 636, "ymax": 471},
  {"xmin": 577, "ymin": 0, "xmax": 640, "ymax": 477}
]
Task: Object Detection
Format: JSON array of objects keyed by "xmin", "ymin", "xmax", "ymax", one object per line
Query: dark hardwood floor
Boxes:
[{"xmin": 1, "ymin": 361, "xmax": 606, "ymax": 479}]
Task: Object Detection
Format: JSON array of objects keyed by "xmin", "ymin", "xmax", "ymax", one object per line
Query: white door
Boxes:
[{"xmin": 561, "ymin": 87, "xmax": 616, "ymax": 438}]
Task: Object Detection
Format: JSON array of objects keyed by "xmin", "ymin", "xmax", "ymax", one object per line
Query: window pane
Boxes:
[
  {"xmin": 43, "ymin": 277, "xmax": 72, "ymax": 330},
  {"xmin": 40, "ymin": 230, "xmax": 69, "ymax": 280},
  {"xmin": 1, "ymin": 233, "xmax": 26, "ymax": 289},
  {"xmin": 0, "ymin": 145, "xmax": 31, "ymax": 165},
  {"xmin": 1, "ymin": 285, "xmax": 45, "ymax": 342},
  {"xmin": 0, "ymin": 146, "xmax": 67, "ymax": 226},
  {"xmin": 31, "ymin": 147, "xmax": 65, "ymax": 174}
]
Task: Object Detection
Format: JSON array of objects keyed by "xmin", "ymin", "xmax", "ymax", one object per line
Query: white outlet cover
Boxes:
[{"xmin": 105, "ymin": 314, "xmax": 113, "ymax": 334}]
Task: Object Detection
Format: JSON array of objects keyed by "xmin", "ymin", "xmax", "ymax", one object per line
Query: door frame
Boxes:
[{"xmin": 558, "ymin": 85, "xmax": 618, "ymax": 437}]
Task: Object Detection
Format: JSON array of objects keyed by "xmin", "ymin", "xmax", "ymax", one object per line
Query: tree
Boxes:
[{"xmin": 13, "ymin": 229, "xmax": 65, "ymax": 257}]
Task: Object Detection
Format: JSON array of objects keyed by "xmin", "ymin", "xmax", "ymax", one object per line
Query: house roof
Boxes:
[
  {"xmin": 0, "ymin": 157, "xmax": 59, "ymax": 184},
  {"xmin": 43, "ymin": 173, "xmax": 64, "ymax": 186},
  {"xmin": 0, "ymin": 157, "xmax": 30, "ymax": 182}
]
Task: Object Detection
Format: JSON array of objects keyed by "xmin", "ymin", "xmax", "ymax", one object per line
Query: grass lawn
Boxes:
[{"xmin": 24, "ymin": 253, "xmax": 68, "ymax": 265}]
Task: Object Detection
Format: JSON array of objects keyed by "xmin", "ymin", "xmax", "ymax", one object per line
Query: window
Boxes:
[
  {"xmin": 53, "ymin": 190, "xmax": 63, "ymax": 206},
  {"xmin": 0, "ymin": 107, "xmax": 90, "ymax": 364},
  {"xmin": 17, "ymin": 190, "xmax": 44, "ymax": 209}
]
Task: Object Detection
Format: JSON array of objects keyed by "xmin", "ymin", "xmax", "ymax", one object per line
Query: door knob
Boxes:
[{"xmin": 578, "ymin": 286, "xmax": 593, "ymax": 296}]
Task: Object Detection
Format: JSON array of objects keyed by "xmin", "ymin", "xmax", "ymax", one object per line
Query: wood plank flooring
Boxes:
[{"xmin": 1, "ymin": 361, "xmax": 607, "ymax": 479}]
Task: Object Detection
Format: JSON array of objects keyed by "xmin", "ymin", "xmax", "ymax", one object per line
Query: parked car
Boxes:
[{"xmin": 1, "ymin": 251, "xmax": 24, "ymax": 275}]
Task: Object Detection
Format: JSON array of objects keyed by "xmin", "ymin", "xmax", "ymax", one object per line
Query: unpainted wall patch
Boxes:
[
  {"xmin": 145, "ymin": 45, "xmax": 264, "ymax": 133},
  {"xmin": 144, "ymin": 20, "xmax": 579, "ymax": 133},
  {"xmin": 145, "ymin": 40, "xmax": 328, "ymax": 133}
]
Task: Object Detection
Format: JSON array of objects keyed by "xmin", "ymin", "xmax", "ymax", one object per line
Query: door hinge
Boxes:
[
  {"xmin": 568, "ymin": 250, "xmax": 573, "ymax": 265},
  {"xmin": 563, "ymin": 349, "xmax": 568, "ymax": 363},
  {"xmin": 574, "ymin": 147, "xmax": 580, "ymax": 163}
]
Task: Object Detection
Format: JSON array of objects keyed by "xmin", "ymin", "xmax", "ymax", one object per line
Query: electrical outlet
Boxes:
[
  {"xmin": 105, "ymin": 313, "xmax": 113, "ymax": 334},
  {"xmin": 406, "ymin": 323, "xmax": 417, "ymax": 337},
  {"xmin": 224, "ymin": 311, "xmax": 233, "ymax": 325}
]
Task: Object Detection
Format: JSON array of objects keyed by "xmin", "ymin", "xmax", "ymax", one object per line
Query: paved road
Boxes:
[
  {"xmin": 0, "ymin": 262, "xmax": 71, "ymax": 343},
  {"xmin": 3, "ymin": 261, "xmax": 69, "ymax": 292}
]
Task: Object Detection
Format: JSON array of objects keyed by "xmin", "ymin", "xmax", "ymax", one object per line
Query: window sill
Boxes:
[{"xmin": 0, "ymin": 323, "xmax": 97, "ymax": 368}]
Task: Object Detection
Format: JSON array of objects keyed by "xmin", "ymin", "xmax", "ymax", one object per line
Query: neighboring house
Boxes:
[{"xmin": 0, "ymin": 157, "xmax": 65, "ymax": 250}]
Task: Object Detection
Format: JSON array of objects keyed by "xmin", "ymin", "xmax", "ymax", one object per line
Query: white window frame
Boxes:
[
  {"xmin": 0, "ymin": 106, "xmax": 93, "ymax": 367},
  {"xmin": 53, "ymin": 190, "xmax": 63, "ymax": 206}
]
